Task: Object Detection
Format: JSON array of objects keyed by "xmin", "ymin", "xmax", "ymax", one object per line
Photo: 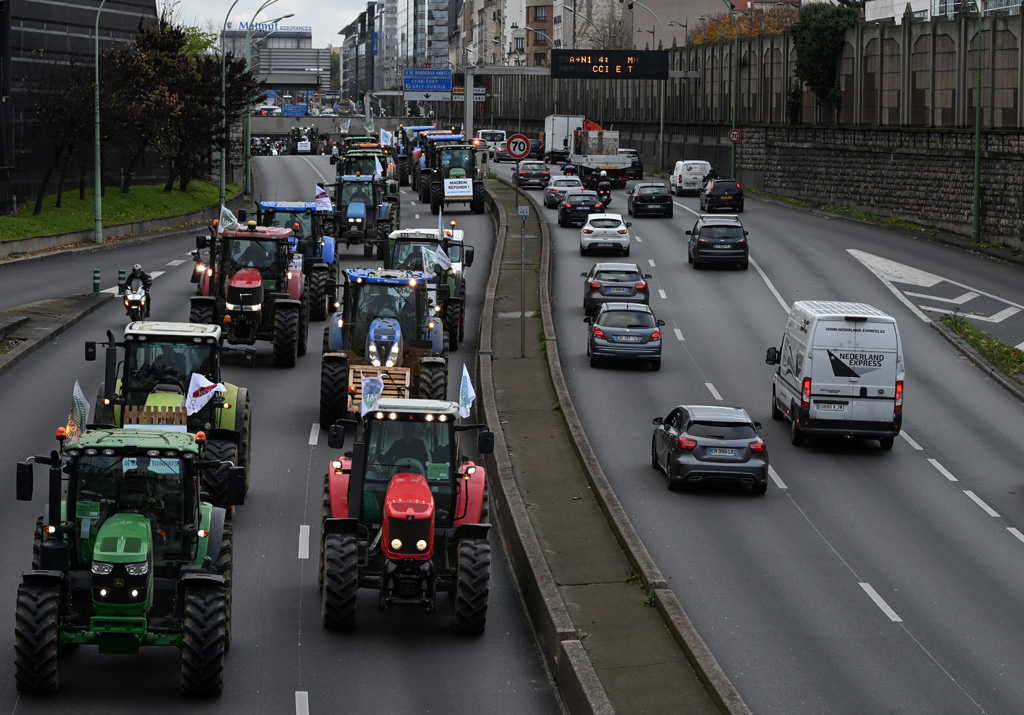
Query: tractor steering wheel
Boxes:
[{"xmin": 151, "ymin": 375, "xmax": 188, "ymax": 393}]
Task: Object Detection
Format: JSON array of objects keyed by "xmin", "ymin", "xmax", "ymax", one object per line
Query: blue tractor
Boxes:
[
  {"xmin": 396, "ymin": 124, "xmax": 437, "ymax": 187},
  {"xmin": 333, "ymin": 175, "xmax": 397, "ymax": 259},
  {"xmin": 319, "ymin": 268, "xmax": 449, "ymax": 426}
]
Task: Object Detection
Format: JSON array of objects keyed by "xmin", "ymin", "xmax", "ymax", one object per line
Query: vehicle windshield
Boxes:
[
  {"xmin": 343, "ymin": 157, "xmax": 379, "ymax": 176},
  {"xmin": 441, "ymin": 149, "xmax": 475, "ymax": 173},
  {"xmin": 638, "ymin": 186, "xmax": 668, "ymax": 195},
  {"xmin": 226, "ymin": 238, "xmax": 277, "ymax": 273},
  {"xmin": 391, "ymin": 242, "xmax": 442, "ymax": 272},
  {"xmin": 687, "ymin": 422, "xmax": 757, "ymax": 440},
  {"xmin": 267, "ymin": 211, "xmax": 312, "ymax": 239},
  {"xmin": 353, "ymin": 283, "xmax": 422, "ymax": 347},
  {"xmin": 711, "ymin": 182, "xmax": 739, "ymax": 195},
  {"xmin": 339, "ymin": 181, "xmax": 376, "ymax": 206},
  {"xmin": 123, "ymin": 340, "xmax": 215, "ymax": 398},
  {"xmin": 599, "ymin": 311, "xmax": 655, "ymax": 329},
  {"xmin": 478, "ymin": 131, "xmax": 503, "ymax": 142},
  {"xmin": 568, "ymin": 193, "xmax": 598, "ymax": 204},
  {"xmin": 589, "ymin": 218, "xmax": 623, "ymax": 229},
  {"xmin": 594, "ymin": 270, "xmax": 641, "ymax": 282},
  {"xmin": 553, "ymin": 179, "xmax": 581, "ymax": 188},
  {"xmin": 362, "ymin": 419, "xmax": 454, "ymax": 522},
  {"xmin": 699, "ymin": 225, "xmax": 745, "ymax": 239},
  {"xmin": 74, "ymin": 453, "xmax": 187, "ymax": 562}
]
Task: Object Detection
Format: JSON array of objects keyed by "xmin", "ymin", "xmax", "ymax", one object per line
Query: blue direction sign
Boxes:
[{"xmin": 403, "ymin": 69, "xmax": 453, "ymax": 93}]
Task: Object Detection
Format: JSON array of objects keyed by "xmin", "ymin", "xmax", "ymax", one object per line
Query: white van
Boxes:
[
  {"xmin": 476, "ymin": 129, "xmax": 506, "ymax": 158},
  {"xmin": 765, "ymin": 301, "xmax": 904, "ymax": 449},
  {"xmin": 670, "ymin": 160, "xmax": 712, "ymax": 196}
]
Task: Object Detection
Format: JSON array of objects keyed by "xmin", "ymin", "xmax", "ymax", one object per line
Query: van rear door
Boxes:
[
  {"xmin": 808, "ymin": 319, "xmax": 858, "ymax": 429},
  {"xmin": 848, "ymin": 320, "xmax": 900, "ymax": 427}
]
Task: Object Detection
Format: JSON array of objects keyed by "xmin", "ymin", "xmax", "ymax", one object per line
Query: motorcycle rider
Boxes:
[
  {"xmin": 123, "ymin": 263, "xmax": 153, "ymax": 317},
  {"xmin": 591, "ymin": 170, "xmax": 612, "ymax": 205},
  {"xmin": 561, "ymin": 160, "xmax": 577, "ymax": 176}
]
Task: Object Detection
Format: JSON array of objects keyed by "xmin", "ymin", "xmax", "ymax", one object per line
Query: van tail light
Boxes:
[
  {"xmin": 635, "ymin": 282, "xmax": 647, "ymax": 291},
  {"xmin": 650, "ymin": 330, "xmax": 661, "ymax": 341},
  {"xmin": 895, "ymin": 380, "xmax": 903, "ymax": 412},
  {"xmin": 582, "ymin": 228, "xmax": 594, "ymax": 234},
  {"xmin": 801, "ymin": 377, "xmax": 811, "ymax": 409},
  {"xmin": 589, "ymin": 281, "xmax": 602, "ymax": 289},
  {"xmin": 748, "ymin": 439, "xmax": 766, "ymax": 454},
  {"xmin": 593, "ymin": 327, "xmax": 605, "ymax": 340},
  {"xmin": 676, "ymin": 436, "xmax": 697, "ymax": 451}
]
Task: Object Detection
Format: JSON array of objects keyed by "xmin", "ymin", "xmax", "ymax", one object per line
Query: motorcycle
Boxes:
[
  {"xmin": 597, "ymin": 189, "xmax": 612, "ymax": 208},
  {"xmin": 124, "ymin": 276, "xmax": 147, "ymax": 321}
]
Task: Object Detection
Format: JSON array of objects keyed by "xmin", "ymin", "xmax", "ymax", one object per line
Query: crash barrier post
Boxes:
[
  {"xmin": 93, "ymin": 269, "xmax": 101, "ymax": 294},
  {"xmin": 118, "ymin": 269, "xmax": 126, "ymax": 295}
]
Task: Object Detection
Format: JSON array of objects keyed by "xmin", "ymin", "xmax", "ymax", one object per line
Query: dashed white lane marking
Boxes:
[
  {"xmin": 658, "ymin": 289, "xmax": 667, "ymax": 300},
  {"xmin": 296, "ymin": 690, "xmax": 310, "ymax": 715},
  {"xmin": 648, "ymin": 259, "xmax": 656, "ymax": 267},
  {"xmin": 963, "ymin": 490, "xmax": 1000, "ymax": 517},
  {"xmin": 150, "ymin": 271, "xmax": 165, "ymax": 279},
  {"xmin": 635, "ymin": 236, "xmax": 642, "ymax": 243},
  {"xmin": 308, "ymin": 424, "xmax": 320, "ymax": 446},
  {"xmin": 928, "ymin": 458, "xmax": 958, "ymax": 482},
  {"xmin": 900, "ymin": 431, "xmax": 923, "ymax": 450},
  {"xmin": 768, "ymin": 466, "xmax": 787, "ymax": 489},
  {"xmin": 298, "ymin": 525, "xmax": 310, "ymax": 559},
  {"xmin": 674, "ymin": 328, "xmax": 684, "ymax": 341},
  {"xmin": 748, "ymin": 257, "xmax": 789, "ymax": 313},
  {"xmin": 705, "ymin": 382, "xmax": 723, "ymax": 401},
  {"xmin": 1008, "ymin": 528, "xmax": 1024, "ymax": 545},
  {"xmin": 166, "ymin": 259, "xmax": 186, "ymax": 267},
  {"xmin": 860, "ymin": 582, "xmax": 902, "ymax": 622},
  {"xmin": 415, "ymin": 213, "xmax": 421, "ymax": 219}
]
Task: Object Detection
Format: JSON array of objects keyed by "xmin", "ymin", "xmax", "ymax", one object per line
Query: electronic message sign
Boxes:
[{"xmin": 551, "ymin": 49, "xmax": 669, "ymax": 81}]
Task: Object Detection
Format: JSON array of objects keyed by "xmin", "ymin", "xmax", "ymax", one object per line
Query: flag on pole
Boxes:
[
  {"xmin": 360, "ymin": 373, "xmax": 384, "ymax": 416},
  {"xmin": 218, "ymin": 204, "xmax": 239, "ymax": 235},
  {"xmin": 185, "ymin": 373, "xmax": 226, "ymax": 416},
  {"xmin": 365, "ymin": 117, "xmax": 375, "ymax": 134},
  {"xmin": 373, "ymin": 156, "xmax": 384, "ymax": 179},
  {"xmin": 380, "ymin": 127, "xmax": 393, "ymax": 146},
  {"xmin": 66, "ymin": 381, "xmax": 91, "ymax": 445},
  {"xmin": 341, "ymin": 119, "xmax": 351, "ymax": 133},
  {"xmin": 459, "ymin": 364, "xmax": 476, "ymax": 419},
  {"xmin": 432, "ymin": 245, "xmax": 452, "ymax": 270},
  {"xmin": 314, "ymin": 184, "xmax": 332, "ymax": 212}
]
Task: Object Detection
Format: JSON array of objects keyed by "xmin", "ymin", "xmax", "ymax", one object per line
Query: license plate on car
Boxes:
[
  {"xmin": 816, "ymin": 402, "xmax": 845, "ymax": 411},
  {"xmin": 607, "ymin": 288, "xmax": 629, "ymax": 294},
  {"xmin": 714, "ymin": 244, "xmax": 729, "ymax": 249},
  {"xmin": 721, "ymin": 194, "xmax": 733, "ymax": 199},
  {"xmin": 615, "ymin": 335, "xmax": 642, "ymax": 342},
  {"xmin": 707, "ymin": 447, "xmax": 736, "ymax": 456}
]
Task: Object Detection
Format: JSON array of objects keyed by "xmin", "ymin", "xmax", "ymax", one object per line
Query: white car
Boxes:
[
  {"xmin": 580, "ymin": 214, "xmax": 632, "ymax": 257},
  {"xmin": 670, "ymin": 160, "xmax": 713, "ymax": 196}
]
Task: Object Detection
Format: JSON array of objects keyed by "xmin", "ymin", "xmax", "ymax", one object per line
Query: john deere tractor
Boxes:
[
  {"xmin": 85, "ymin": 321, "xmax": 252, "ymax": 509},
  {"xmin": 319, "ymin": 398, "xmax": 493, "ymax": 633},
  {"xmin": 319, "ymin": 268, "xmax": 448, "ymax": 426},
  {"xmin": 246, "ymin": 201, "xmax": 337, "ymax": 321},
  {"xmin": 14, "ymin": 427, "xmax": 244, "ymax": 695},
  {"xmin": 333, "ymin": 174, "xmax": 397, "ymax": 259},
  {"xmin": 419, "ymin": 135, "xmax": 486, "ymax": 215},
  {"xmin": 190, "ymin": 222, "xmax": 310, "ymax": 367},
  {"xmin": 385, "ymin": 226, "xmax": 474, "ymax": 351}
]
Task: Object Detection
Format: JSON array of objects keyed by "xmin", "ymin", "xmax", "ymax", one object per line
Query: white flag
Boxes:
[
  {"xmin": 360, "ymin": 373, "xmax": 384, "ymax": 416},
  {"xmin": 314, "ymin": 184, "xmax": 332, "ymax": 212},
  {"xmin": 341, "ymin": 119, "xmax": 351, "ymax": 133},
  {"xmin": 459, "ymin": 364, "xmax": 476, "ymax": 419},
  {"xmin": 365, "ymin": 118, "xmax": 375, "ymax": 134},
  {"xmin": 380, "ymin": 128, "xmax": 393, "ymax": 146},
  {"xmin": 218, "ymin": 204, "xmax": 239, "ymax": 235},
  {"xmin": 373, "ymin": 156, "xmax": 384, "ymax": 179},
  {"xmin": 66, "ymin": 380, "xmax": 92, "ymax": 444},
  {"xmin": 185, "ymin": 373, "xmax": 226, "ymax": 416},
  {"xmin": 432, "ymin": 245, "xmax": 452, "ymax": 271}
]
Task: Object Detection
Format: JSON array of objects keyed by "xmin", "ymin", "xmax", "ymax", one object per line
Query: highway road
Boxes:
[
  {"xmin": 490, "ymin": 159, "xmax": 1024, "ymax": 714},
  {"xmin": 0, "ymin": 154, "xmax": 561, "ymax": 714}
]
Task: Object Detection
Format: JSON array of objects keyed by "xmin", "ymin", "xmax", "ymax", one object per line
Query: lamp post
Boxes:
[
  {"xmin": 628, "ymin": 0, "xmax": 665, "ymax": 171},
  {"xmin": 637, "ymin": 26, "xmax": 655, "ymax": 48},
  {"xmin": 565, "ymin": 6, "xmax": 607, "ymax": 128},
  {"xmin": 721, "ymin": 0, "xmax": 739, "ymax": 178},
  {"xmin": 219, "ymin": 0, "xmax": 244, "ymax": 208},
  {"xmin": 243, "ymin": 11, "xmax": 292, "ymax": 196},
  {"xmin": 668, "ymin": 20, "xmax": 688, "ymax": 46},
  {"xmin": 93, "ymin": 0, "xmax": 108, "ymax": 244},
  {"xmin": 972, "ymin": 0, "xmax": 983, "ymax": 244}
]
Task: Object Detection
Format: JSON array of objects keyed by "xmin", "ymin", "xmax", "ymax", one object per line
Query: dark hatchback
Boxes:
[
  {"xmin": 699, "ymin": 178, "xmax": 744, "ymax": 212},
  {"xmin": 627, "ymin": 183, "xmax": 673, "ymax": 218},
  {"xmin": 557, "ymin": 191, "xmax": 604, "ymax": 227},
  {"xmin": 580, "ymin": 262, "xmax": 652, "ymax": 314},
  {"xmin": 618, "ymin": 148, "xmax": 644, "ymax": 181},
  {"xmin": 585, "ymin": 303, "xmax": 664, "ymax": 370},
  {"xmin": 686, "ymin": 215, "xmax": 749, "ymax": 270},
  {"xmin": 514, "ymin": 161, "xmax": 551, "ymax": 189}
]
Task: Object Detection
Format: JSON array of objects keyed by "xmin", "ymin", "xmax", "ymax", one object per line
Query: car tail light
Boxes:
[
  {"xmin": 676, "ymin": 436, "xmax": 697, "ymax": 451},
  {"xmin": 650, "ymin": 330, "xmax": 661, "ymax": 341},
  {"xmin": 895, "ymin": 380, "xmax": 903, "ymax": 412},
  {"xmin": 801, "ymin": 377, "xmax": 811, "ymax": 409},
  {"xmin": 748, "ymin": 439, "xmax": 766, "ymax": 454},
  {"xmin": 593, "ymin": 203, "xmax": 602, "ymax": 209},
  {"xmin": 593, "ymin": 327, "xmax": 605, "ymax": 340},
  {"xmin": 617, "ymin": 228, "xmax": 628, "ymax": 234},
  {"xmin": 583, "ymin": 228, "xmax": 594, "ymax": 234},
  {"xmin": 635, "ymin": 282, "xmax": 647, "ymax": 291},
  {"xmin": 736, "ymin": 239, "xmax": 747, "ymax": 245},
  {"xmin": 698, "ymin": 238, "xmax": 711, "ymax": 246},
  {"xmin": 518, "ymin": 171, "xmax": 527, "ymax": 175},
  {"xmin": 542, "ymin": 171, "xmax": 549, "ymax": 176},
  {"xmin": 736, "ymin": 182, "xmax": 742, "ymax": 190},
  {"xmin": 551, "ymin": 188, "xmax": 560, "ymax": 193},
  {"xmin": 589, "ymin": 281, "xmax": 602, "ymax": 289}
]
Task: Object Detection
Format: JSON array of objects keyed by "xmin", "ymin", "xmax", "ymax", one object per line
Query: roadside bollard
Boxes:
[
  {"xmin": 118, "ymin": 269, "xmax": 126, "ymax": 295},
  {"xmin": 93, "ymin": 268, "xmax": 101, "ymax": 294}
]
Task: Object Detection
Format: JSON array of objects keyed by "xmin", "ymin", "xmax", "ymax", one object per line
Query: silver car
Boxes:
[{"xmin": 543, "ymin": 176, "xmax": 584, "ymax": 207}]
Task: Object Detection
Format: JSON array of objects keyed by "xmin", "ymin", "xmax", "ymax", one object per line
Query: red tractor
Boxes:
[
  {"xmin": 319, "ymin": 398, "xmax": 493, "ymax": 634},
  {"xmin": 191, "ymin": 222, "xmax": 309, "ymax": 367}
]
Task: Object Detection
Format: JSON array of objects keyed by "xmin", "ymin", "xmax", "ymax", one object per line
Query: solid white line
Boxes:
[
  {"xmin": 905, "ymin": 290, "xmax": 978, "ymax": 304},
  {"xmin": 296, "ymin": 691, "xmax": 310, "ymax": 715},
  {"xmin": 859, "ymin": 582, "xmax": 902, "ymax": 622},
  {"xmin": 166, "ymin": 259, "xmax": 186, "ymax": 267},
  {"xmin": 768, "ymin": 466, "xmax": 787, "ymax": 489},
  {"xmin": 846, "ymin": 249, "xmax": 932, "ymax": 323},
  {"xmin": 748, "ymin": 257, "xmax": 789, "ymax": 313},
  {"xmin": 928, "ymin": 458, "xmax": 958, "ymax": 482},
  {"xmin": 674, "ymin": 328, "xmax": 684, "ymax": 341},
  {"xmin": 705, "ymin": 382, "xmax": 723, "ymax": 401},
  {"xmin": 1008, "ymin": 527, "xmax": 1024, "ymax": 545},
  {"xmin": 963, "ymin": 490, "xmax": 1000, "ymax": 517},
  {"xmin": 298, "ymin": 525, "xmax": 310, "ymax": 559},
  {"xmin": 1016, "ymin": 341, "xmax": 1024, "ymax": 351},
  {"xmin": 150, "ymin": 270, "xmax": 165, "ymax": 279},
  {"xmin": 658, "ymin": 289, "xmax": 667, "ymax": 300},
  {"xmin": 308, "ymin": 424, "xmax": 320, "ymax": 446},
  {"xmin": 900, "ymin": 431, "xmax": 923, "ymax": 450},
  {"xmin": 648, "ymin": 259, "xmax": 656, "ymax": 267}
]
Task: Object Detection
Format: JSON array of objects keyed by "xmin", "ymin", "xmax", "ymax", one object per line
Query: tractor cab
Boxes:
[{"xmin": 436, "ymin": 145, "xmax": 478, "ymax": 180}]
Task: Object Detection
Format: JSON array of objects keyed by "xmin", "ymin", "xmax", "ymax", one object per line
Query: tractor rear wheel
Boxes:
[
  {"xmin": 31, "ymin": 516, "xmax": 42, "ymax": 569},
  {"xmin": 319, "ymin": 357, "xmax": 349, "ymax": 427},
  {"xmin": 297, "ymin": 293, "xmax": 310, "ymax": 357},
  {"xmin": 398, "ymin": 162, "xmax": 409, "ymax": 187},
  {"xmin": 321, "ymin": 533, "xmax": 358, "ymax": 630},
  {"xmin": 14, "ymin": 581, "xmax": 61, "ymax": 694},
  {"xmin": 201, "ymin": 440, "xmax": 238, "ymax": 510},
  {"xmin": 180, "ymin": 585, "xmax": 228, "ymax": 697},
  {"xmin": 237, "ymin": 392, "xmax": 252, "ymax": 488},
  {"xmin": 430, "ymin": 183, "xmax": 442, "ymax": 215},
  {"xmin": 272, "ymin": 307, "xmax": 299, "ymax": 368},
  {"xmin": 445, "ymin": 301, "xmax": 462, "ymax": 352},
  {"xmin": 418, "ymin": 363, "xmax": 447, "ymax": 401},
  {"xmin": 309, "ymin": 267, "xmax": 329, "ymax": 321},
  {"xmin": 472, "ymin": 181, "xmax": 485, "ymax": 214},
  {"xmin": 376, "ymin": 208, "xmax": 392, "ymax": 261},
  {"xmin": 451, "ymin": 538, "xmax": 490, "ymax": 635},
  {"xmin": 318, "ymin": 473, "xmax": 331, "ymax": 591},
  {"xmin": 189, "ymin": 304, "xmax": 214, "ymax": 325},
  {"xmin": 212, "ymin": 521, "xmax": 233, "ymax": 650}
]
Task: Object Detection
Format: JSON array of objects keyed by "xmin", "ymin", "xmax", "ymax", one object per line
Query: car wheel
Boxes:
[
  {"xmin": 580, "ymin": 245, "xmax": 587, "ymax": 256},
  {"xmin": 790, "ymin": 415, "xmax": 805, "ymax": 446},
  {"xmin": 687, "ymin": 249, "xmax": 693, "ymax": 265},
  {"xmin": 751, "ymin": 482, "xmax": 768, "ymax": 496},
  {"xmin": 879, "ymin": 436, "xmax": 895, "ymax": 450},
  {"xmin": 741, "ymin": 261, "xmax": 749, "ymax": 270},
  {"xmin": 692, "ymin": 258, "xmax": 701, "ymax": 270},
  {"xmin": 623, "ymin": 245, "xmax": 630, "ymax": 257},
  {"xmin": 650, "ymin": 359, "xmax": 661, "ymax": 371},
  {"xmin": 558, "ymin": 216, "xmax": 565, "ymax": 227},
  {"xmin": 589, "ymin": 354, "xmax": 599, "ymax": 368},
  {"xmin": 666, "ymin": 209, "xmax": 673, "ymax": 218},
  {"xmin": 650, "ymin": 438, "xmax": 660, "ymax": 470},
  {"xmin": 738, "ymin": 205, "xmax": 744, "ymax": 213}
]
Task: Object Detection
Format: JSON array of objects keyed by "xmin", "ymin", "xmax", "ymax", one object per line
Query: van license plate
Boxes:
[
  {"xmin": 816, "ymin": 402, "xmax": 845, "ymax": 411},
  {"xmin": 707, "ymin": 448, "xmax": 736, "ymax": 456}
]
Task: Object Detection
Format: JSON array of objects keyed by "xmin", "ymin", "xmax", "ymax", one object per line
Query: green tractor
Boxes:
[
  {"xmin": 288, "ymin": 125, "xmax": 322, "ymax": 155},
  {"xmin": 85, "ymin": 321, "xmax": 252, "ymax": 509},
  {"xmin": 14, "ymin": 427, "xmax": 244, "ymax": 695},
  {"xmin": 419, "ymin": 135, "xmax": 486, "ymax": 215},
  {"xmin": 384, "ymin": 226, "xmax": 474, "ymax": 351}
]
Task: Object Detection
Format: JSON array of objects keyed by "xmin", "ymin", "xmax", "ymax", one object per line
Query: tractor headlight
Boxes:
[
  {"xmin": 416, "ymin": 539, "xmax": 428, "ymax": 552},
  {"xmin": 125, "ymin": 562, "xmax": 149, "ymax": 576},
  {"xmin": 92, "ymin": 562, "xmax": 113, "ymax": 575},
  {"xmin": 385, "ymin": 343, "xmax": 400, "ymax": 367},
  {"xmin": 433, "ymin": 304, "xmax": 441, "ymax": 313},
  {"xmin": 196, "ymin": 262, "xmax": 206, "ymax": 273},
  {"xmin": 428, "ymin": 320, "xmax": 435, "ymax": 330},
  {"xmin": 368, "ymin": 343, "xmax": 380, "ymax": 366},
  {"xmin": 391, "ymin": 539, "xmax": 402, "ymax": 551}
]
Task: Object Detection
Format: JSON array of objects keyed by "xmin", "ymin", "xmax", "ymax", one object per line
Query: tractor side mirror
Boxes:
[
  {"xmin": 436, "ymin": 284, "xmax": 451, "ymax": 303},
  {"xmin": 228, "ymin": 466, "xmax": 246, "ymax": 506},
  {"xmin": 196, "ymin": 235, "xmax": 210, "ymax": 249},
  {"xmin": 765, "ymin": 346, "xmax": 779, "ymax": 365},
  {"xmin": 328, "ymin": 423, "xmax": 346, "ymax": 449},
  {"xmin": 85, "ymin": 341, "xmax": 97, "ymax": 361},
  {"xmin": 464, "ymin": 246, "xmax": 475, "ymax": 267},
  {"xmin": 237, "ymin": 209, "xmax": 248, "ymax": 223},
  {"xmin": 477, "ymin": 430, "xmax": 494, "ymax": 455},
  {"xmin": 16, "ymin": 462, "xmax": 33, "ymax": 501}
]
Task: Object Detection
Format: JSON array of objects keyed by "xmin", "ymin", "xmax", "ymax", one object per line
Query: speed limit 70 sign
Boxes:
[
  {"xmin": 506, "ymin": 134, "xmax": 531, "ymax": 160},
  {"xmin": 728, "ymin": 129, "xmax": 742, "ymax": 143}
]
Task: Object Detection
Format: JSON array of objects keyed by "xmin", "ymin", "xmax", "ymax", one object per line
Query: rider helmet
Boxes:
[
  {"xmin": 600, "ymin": 170, "xmax": 607, "ymax": 177},
  {"xmin": 133, "ymin": 263, "xmax": 142, "ymax": 272}
]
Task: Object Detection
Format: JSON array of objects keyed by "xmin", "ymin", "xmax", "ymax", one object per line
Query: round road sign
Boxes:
[
  {"xmin": 506, "ymin": 134, "xmax": 531, "ymax": 160},
  {"xmin": 728, "ymin": 129, "xmax": 742, "ymax": 143}
]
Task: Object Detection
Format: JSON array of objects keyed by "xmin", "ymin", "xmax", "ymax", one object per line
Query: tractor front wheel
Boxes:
[
  {"xmin": 211, "ymin": 521, "xmax": 233, "ymax": 650},
  {"xmin": 309, "ymin": 267, "xmax": 329, "ymax": 321},
  {"xmin": 472, "ymin": 181, "xmax": 485, "ymax": 214},
  {"xmin": 201, "ymin": 440, "xmax": 238, "ymax": 511},
  {"xmin": 430, "ymin": 183, "xmax": 442, "ymax": 215},
  {"xmin": 297, "ymin": 293, "xmax": 310, "ymax": 358},
  {"xmin": 180, "ymin": 585, "xmax": 228, "ymax": 697},
  {"xmin": 418, "ymin": 363, "xmax": 447, "ymax": 401},
  {"xmin": 321, "ymin": 533, "xmax": 358, "ymax": 630},
  {"xmin": 14, "ymin": 581, "xmax": 61, "ymax": 694},
  {"xmin": 273, "ymin": 307, "xmax": 299, "ymax": 368},
  {"xmin": 320, "ymin": 358, "xmax": 349, "ymax": 427},
  {"xmin": 445, "ymin": 301, "xmax": 462, "ymax": 352},
  {"xmin": 451, "ymin": 538, "xmax": 490, "ymax": 635},
  {"xmin": 190, "ymin": 304, "xmax": 214, "ymax": 325}
]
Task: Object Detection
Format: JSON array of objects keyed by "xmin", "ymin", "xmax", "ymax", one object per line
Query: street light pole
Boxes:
[
  {"xmin": 220, "ymin": 0, "xmax": 244, "ymax": 208},
  {"xmin": 629, "ymin": 0, "xmax": 665, "ymax": 171},
  {"xmin": 973, "ymin": 2, "xmax": 982, "ymax": 244},
  {"xmin": 94, "ymin": 0, "xmax": 108, "ymax": 244},
  {"xmin": 721, "ymin": 0, "xmax": 739, "ymax": 178},
  {"xmin": 565, "ymin": 7, "xmax": 607, "ymax": 128},
  {"xmin": 243, "ymin": 9, "xmax": 292, "ymax": 196}
]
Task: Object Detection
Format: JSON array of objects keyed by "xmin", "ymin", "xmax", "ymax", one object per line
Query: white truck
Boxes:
[
  {"xmin": 568, "ymin": 130, "xmax": 631, "ymax": 188},
  {"xmin": 542, "ymin": 114, "xmax": 584, "ymax": 164}
]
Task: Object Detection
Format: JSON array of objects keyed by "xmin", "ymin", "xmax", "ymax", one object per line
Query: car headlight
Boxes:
[
  {"xmin": 125, "ymin": 562, "xmax": 149, "ymax": 576},
  {"xmin": 92, "ymin": 562, "xmax": 113, "ymax": 575}
]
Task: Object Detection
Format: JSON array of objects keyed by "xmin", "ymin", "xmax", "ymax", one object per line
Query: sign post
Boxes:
[{"xmin": 519, "ymin": 204, "xmax": 530, "ymax": 358}]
